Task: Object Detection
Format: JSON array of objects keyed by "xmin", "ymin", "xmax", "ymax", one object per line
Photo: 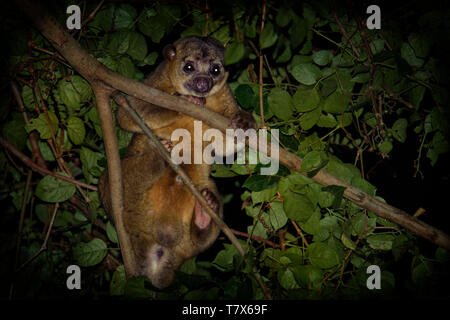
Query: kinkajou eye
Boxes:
[{"xmin": 175, "ymin": 175, "xmax": 183, "ymax": 183}]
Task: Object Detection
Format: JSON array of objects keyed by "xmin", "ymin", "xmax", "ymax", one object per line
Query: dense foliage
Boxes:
[{"xmin": 0, "ymin": 0, "xmax": 449, "ymax": 299}]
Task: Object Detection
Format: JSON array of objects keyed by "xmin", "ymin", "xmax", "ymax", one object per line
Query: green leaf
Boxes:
[
  {"xmin": 351, "ymin": 73, "xmax": 370, "ymax": 83},
  {"xmin": 243, "ymin": 175, "xmax": 279, "ymax": 191},
  {"xmin": 293, "ymin": 265, "xmax": 323, "ymax": 290},
  {"xmin": 224, "ymin": 41, "xmax": 246, "ymax": 65},
  {"xmin": 57, "ymin": 76, "xmax": 92, "ymax": 111},
  {"xmin": 243, "ymin": 16, "xmax": 258, "ymax": 38},
  {"xmin": 276, "ymin": 43, "xmax": 292, "ymax": 63},
  {"xmin": 275, "ymin": 7, "xmax": 292, "ymax": 27},
  {"xmin": 391, "ymin": 118, "xmax": 408, "ymax": 143},
  {"xmin": 106, "ymin": 221, "xmax": 118, "ymax": 244},
  {"xmin": 110, "ymin": 265, "xmax": 126, "ymax": 296},
  {"xmin": 364, "ymin": 112, "xmax": 377, "ymax": 128},
  {"xmin": 427, "ymin": 131, "xmax": 449, "ymax": 166},
  {"xmin": 35, "ymin": 204, "xmax": 50, "ymax": 224},
  {"xmin": 321, "ymin": 185, "xmax": 346, "ymax": 209},
  {"xmin": 367, "ymin": 234, "xmax": 394, "ymax": 250},
  {"xmin": 401, "ymin": 42, "xmax": 424, "ymax": 67},
  {"xmin": 267, "ymin": 201, "xmax": 288, "ymax": 230},
  {"xmin": 35, "ymin": 173, "xmax": 76, "ymax": 203},
  {"xmin": 71, "ymin": 75, "xmax": 93, "ymax": 102},
  {"xmin": 117, "ymin": 56, "xmax": 136, "ymax": 78},
  {"xmin": 286, "ymin": 171, "xmax": 313, "ymax": 187},
  {"xmin": 21, "ymin": 86, "xmax": 35, "ymax": 109},
  {"xmin": 127, "ymin": 32, "xmax": 147, "ymax": 61},
  {"xmin": 80, "ymin": 147, "xmax": 104, "ymax": 184},
  {"xmin": 278, "ymin": 268, "xmax": 299, "ymax": 290},
  {"xmin": 301, "ymin": 151, "xmax": 321, "ymax": 172},
  {"xmin": 282, "ymin": 190, "xmax": 315, "ymax": 222},
  {"xmin": 369, "ymin": 39, "xmax": 385, "ymax": 55},
  {"xmin": 324, "ymin": 158, "xmax": 355, "ymax": 184},
  {"xmin": 341, "ymin": 233, "xmax": 357, "ymax": 250},
  {"xmin": 336, "ymin": 112, "xmax": 352, "ymax": 127},
  {"xmin": 73, "ymin": 238, "xmax": 108, "ymax": 267},
  {"xmin": 321, "ymin": 78, "xmax": 337, "ymax": 97},
  {"xmin": 351, "ymin": 177, "xmax": 376, "ymax": 196},
  {"xmin": 408, "ymin": 86, "xmax": 426, "ymax": 109},
  {"xmin": 298, "ymin": 208, "xmax": 321, "ymax": 235},
  {"xmin": 114, "ymin": 4, "xmax": 137, "ymax": 29},
  {"xmin": 323, "ymin": 91, "xmax": 351, "ymax": 114},
  {"xmin": 137, "ymin": 9, "xmax": 165, "ymax": 43},
  {"xmin": 268, "ymin": 88, "xmax": 293, "ymax": 120},
  {"xmin": 293, "ymin": 88, "xmax": 320, "ymax": 112},
  {"xmin": 143, "ymin": 52, "xmax": 158, "ymax": 66},
  {"xmin": 408, "ymin": 33, "xmax": 429, "ymax": 58},
  {"xmin": 299, "ymin": 105, "xmax": 322, "ymax": 130},
  {"xmin": 317, "ymin": 113, "xmax": 337, "ymax": 128},
  {"xmin": 411, "ymin": 261, "xmax": 434, "ymax": 286},
  {"xmin": 66, "ymin": 116, "xmax": 85, "ymax": 145},
  {"xmin": 37, "ymin": 141, "xmax": 55, "ymax": 161},
  {"xmin": 211, "ymin": 164, "xmax": 238, "ymax": 178},
  {"xmin": 260, "ymin": 22, "xmax": 278, "ymax": 49},
  {"xmin": 213, "ymin": 244, "xmax": 239, "ymax": 270},
  {"xmin": 234, "ymin": 84, "xmax": 255, "ymax": 110},
  {"xmin": 124, "ymin": 276, "xmax": 154, "ymax": 299},
  {"xmin": 251, "ymin": 187, "xmax": 276, "ymax": 204},
  {"xmin": 289, "ymin": 17, "xmax": 306, "ymax": 49},
  {"xmin": 318, "ymin": 190, "xmax": 334, "ymax": 208},
  {"xmin": 312, "ymin": 50, "xmax": 333, "ymax": 66},
  {"xmin": 3, "ymin": 117, "xmax": 27, "ymax": 150},
  {"xmin": 212, "ymin": 25, "xmax": 231, "ymax": 45},
  {"xmin": 350, "ymin": 212, "xmax": 376, "ymax": 236},
  {"xmin": 290, "ymin": 63, "xmax": 321, "ymax": 85},
  {"xmin": 308, "ymin": 242, "xmax": 339, "ymax": 269},
  {"xmin": 378, "ymin": 140, "xmax": 393, "ymax": 154},
  {"xmin": 88, "ymin": 6, "xmax": 114, "ymax": 32}
]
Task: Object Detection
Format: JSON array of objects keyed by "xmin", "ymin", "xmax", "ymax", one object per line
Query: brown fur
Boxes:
[{"xmin": 99, "ymin": 37, "xmax": 254, "ymax": 288}]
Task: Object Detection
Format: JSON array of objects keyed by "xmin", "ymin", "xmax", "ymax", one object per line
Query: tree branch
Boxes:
[{"xmin": 93, "ymin": 85, "xmax": 136, "ymax": 277}]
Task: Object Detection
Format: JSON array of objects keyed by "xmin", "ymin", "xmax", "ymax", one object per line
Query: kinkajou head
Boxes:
[{"xmin": 163, "ymin": 36, "xmax": 229, "ymax": 101}]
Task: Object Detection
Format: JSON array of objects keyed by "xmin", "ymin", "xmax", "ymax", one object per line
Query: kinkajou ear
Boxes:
[{"xmin": 163, "ymin": 44, "xmax": 176, "ymax": 61}]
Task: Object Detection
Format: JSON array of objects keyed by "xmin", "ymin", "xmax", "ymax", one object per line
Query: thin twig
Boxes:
[
  {"xmin": 291, "ymin": 220, "xmax": 309, "ymax": 247},
  {"xmin": 258, "ymin": 0, "xmax": 267, "ymax": 129},
  {"xmin": 15, "ymin": 203, "xmax": 59, "ymax": 273},
  {"xmin": 231, "ymin": 228, "xmax": 280, "ymax": 248},
  {"xmin": 11, "ymin": 81, "xmax": 48, "ymax": 169},
  {"xmin": 0, "ymin": 137, "xmax": 97, "ymax": 191},
  {"xmin": 9, "ymin": 169, "xmax": 33, "ymax": 299},
  {"xmin": 332, "ymin": 11, "xmax": 361, "ymax": 59},
  {"xmin": 335, "ymin": 212, "xmax": 368, "ymax": 293},
  {"xmin": 382, "ymin": 84, "xmax": 415, "ymax": 110}
]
